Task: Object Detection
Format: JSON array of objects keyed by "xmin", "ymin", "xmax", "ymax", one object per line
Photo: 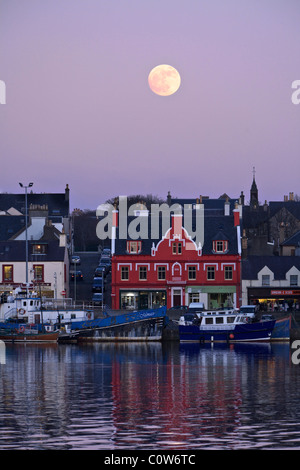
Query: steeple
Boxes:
[{"xmin": 250, "ymin": 166, "xmax": 258, "ymax": 208}]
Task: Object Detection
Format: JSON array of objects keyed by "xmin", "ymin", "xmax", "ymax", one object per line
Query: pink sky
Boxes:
[{"xmin": 0, "ymin": 0, "xmax": 300, "ymax": 210}]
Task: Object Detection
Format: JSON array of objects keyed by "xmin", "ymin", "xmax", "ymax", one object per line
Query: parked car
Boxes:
[
  {"xmin": 71, "ymin": 255, "xmax": 81, "ymax": 265},
  {"xmin": 92, "ymin": 277, "xmax": 105, "ymax": 292},
  {"xmin": 71, "ymin": 270, "xmax": 83, "ymax": 281},
  {"xmin": 95, "ymin": 266, "xmax": 107, "ymax": 277},
  {"xmin": 97, "ymin": 263, "xmax": 110, "ymax": 275},
  {"xmin": 92, "ymin": 292, "xmax": 103, "ymax": 305},
  {"xmin": 261, "ymin": 314, "xmax": 275, "ymax": 321},
  {"xmin": 102, "ymin": 248, "xmax": 111, "ymax": 257},
  {"xmin": 188, "ymin": 302, "xmax": 205, "ymax": 314},
  {"xmin": 168, "ymin": 305, "xmax": 188, "ymax": 312},
  {"xmin": 239, "ymin": 305, "xmax": 258, "ymax": 319}
]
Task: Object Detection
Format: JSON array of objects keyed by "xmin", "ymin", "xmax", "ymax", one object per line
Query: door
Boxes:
[{"xmin": 172, "ymin": 288, "xmax": 182, "ymax": 307}]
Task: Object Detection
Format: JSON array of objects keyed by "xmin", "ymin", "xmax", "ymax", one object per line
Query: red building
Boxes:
[{"xmin": 111, "ymin": 197, "xmax": 242, "ymax": 310}]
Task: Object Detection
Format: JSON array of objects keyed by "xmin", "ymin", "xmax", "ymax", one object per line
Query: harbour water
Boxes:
[{"xmin": 0, "ymin": 341, "xmax": 300, "ymax": 450}]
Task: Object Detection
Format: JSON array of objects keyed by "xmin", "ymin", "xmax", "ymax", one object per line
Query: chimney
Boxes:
[
  {"xmin": 224, "ymin": 197, "xmax": 230, "ymax": 216},
  {"xmin": 59, "ymin": 230, "xmax": 66, "ymax": 247},
  {"xmin": 167, "ymin": 191, "xmax": 171, "ymax": 206},
  {"xmin": 289, "ymin": 192, "xmax": 294, "ymax": 201},
  {"xmin": 233, "ymin": 202, "xmax": 240, "ymax": 227},
  {"xmin": 111, "ymin": 203, "xmax": 118, "ymax": 256}
]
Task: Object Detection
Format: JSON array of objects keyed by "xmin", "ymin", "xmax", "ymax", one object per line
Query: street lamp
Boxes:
[{"xmin": 19, "ymin": 182, "xmax": 33, "ymax": 297}]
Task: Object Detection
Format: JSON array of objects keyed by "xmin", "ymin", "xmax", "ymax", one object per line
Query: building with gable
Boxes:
[{"xmin": 110, "ymin": 195, "xmax": 242, "ymax": 310}]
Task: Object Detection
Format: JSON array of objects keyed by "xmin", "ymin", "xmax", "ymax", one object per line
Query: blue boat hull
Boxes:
[
  {"xmin": 179, "ymin": 320, "xmax": 276, "ymax": 343},
  {"xmin": 271, "ymin": 316, "xmax": 291, "ymax": 341},
  {"xmin": 70, "ymin": 307, "xmax": 167, "ymax": 342}
]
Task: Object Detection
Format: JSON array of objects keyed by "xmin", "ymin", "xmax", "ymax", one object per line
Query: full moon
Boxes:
[{"xmin": 148, "ymin": 64, "xmax": 181, "ymax": 96}]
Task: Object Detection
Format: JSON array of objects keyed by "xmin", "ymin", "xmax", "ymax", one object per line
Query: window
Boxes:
[
  {"xmin": 3, "ymin": 265, "xmax": 13, "ymax": 282},
  {"xmin": 290, "ymin": 275, "xmax": 298, "ymax": 286},
  {"xmin": 188, "ymin": 266, "xmax": 196, "ymax": 280},
  {"xmin": 213, "ymin": 240, "xmax": 228, "ymax": 253},
  {"xmin": 121, "ymin": 266, "xmax": 129, "ymax": 280},
  {"xmin": 33, "ymin": 265, "xmax": 44, "ymax": 282},
  {"xmin": 31, "ymin": 244, "xmax": 47, "ymax": 254},
  {"xmin": 224, "ymin": 266, "xmax": 233, "ymax": 280},
  {"xmin": 157, "ymin": 266, "xmax": 166, "ymax": 280},
  {"xmin": 216, "ymin": 317, "xmax": 224, "ymax": 324},
  {"xmin": 127, "ymin": 241, "xmax": 142, "ymax": 254},
  {"xmin": 172, "ymin": 242, "xmax": 182, "ymax": 255},
  {"xmin": 207, "ymin": 266, "xmax": 215, "ymax": 280},
  {"xmin": 139, "ymin": 266, "xmax": 147, "ymax": 281},
  {"xmin": 262, "ymin": 275, "xmax": 270, "ymax": 286}
]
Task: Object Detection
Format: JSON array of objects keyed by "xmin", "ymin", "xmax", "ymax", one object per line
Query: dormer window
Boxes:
[
  {"xmin": 127, "ymin": 241, "xmax": 142, "ymax": 254},
  {"xmin": 213, "ymin": 240, "xmax": 228, "ymax": 253},
  {"xmin": 31, "ymin": 243, "xmax": 48, "ymax": 254}
]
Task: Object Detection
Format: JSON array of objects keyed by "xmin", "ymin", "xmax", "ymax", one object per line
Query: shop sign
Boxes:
[{"xmin": 271, "ymin": 290, "xmax": 300, "ymax": 296}]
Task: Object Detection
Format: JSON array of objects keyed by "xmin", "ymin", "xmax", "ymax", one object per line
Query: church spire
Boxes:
[{"xmin": 250, "ymin": 166, "xmax": 258, "ymax": 208}]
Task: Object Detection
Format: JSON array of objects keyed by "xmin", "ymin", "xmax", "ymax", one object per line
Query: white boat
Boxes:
[{"xmin": 178, "ymin": 309, "xmax": 276, "ymax": 343}]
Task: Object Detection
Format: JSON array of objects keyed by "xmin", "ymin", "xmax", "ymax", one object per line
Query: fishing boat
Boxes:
[
  {"xmin": 178, "ymin": 309, "xmax": 276, "ymax": 343},
  {"xmin": 0, "ymin": 324, "xmax": 59, "ymax": 343},
  {"xmin": 67, "ymin": 306, "xmax": 167, "ymax": 342}
]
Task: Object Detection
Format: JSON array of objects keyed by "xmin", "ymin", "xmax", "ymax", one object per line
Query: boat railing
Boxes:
[{"xmin": 4, "ymin": 308, "xmax": 18, "ymax": 321}]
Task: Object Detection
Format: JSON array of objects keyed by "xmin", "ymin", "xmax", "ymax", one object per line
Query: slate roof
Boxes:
[
  {"xmin": 0, "ymin": 190, "xmax": 69, "ymax": 220},
  {"xmin": 242, "ymin": 256, "xmax": 300, "ymax": 280},
  {"xmin": 0, "ymin": 240, "xmax": 66, "ymax": 262},
  {"xmin": 269, "ymin": 201, "xmax": 300, "ymax": 220},
  {"xmin": 0, "ymin": 216, "xmax": 26, "ymax": 241},
  {"xmin": 281, "ymin": 230, "xmax": 300, "ymax": 247},
  {"xmin": 114, "ymin": 210, "xmax": 239, "ymax": 255}
]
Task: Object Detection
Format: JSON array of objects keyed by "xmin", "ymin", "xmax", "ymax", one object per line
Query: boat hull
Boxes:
[
  {"xmin": 179, "ymin": 320, "xmax": 276, "ymax": 343},
  {"xmin": 70, "ymin": 308, "xmax": 167, "ymax": 342},
  {"xmin": 271, "ymin": 316, "xmax": 291, "ymax": 341},
  {"xmin": 0, "ymin": 330, "xmax": 59, "ymax": 343}
]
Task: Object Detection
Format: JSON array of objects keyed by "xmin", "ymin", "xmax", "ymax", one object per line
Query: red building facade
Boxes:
[{"xmin": 111, "ymin": 199, "xmax": 242, "ymax": 311}]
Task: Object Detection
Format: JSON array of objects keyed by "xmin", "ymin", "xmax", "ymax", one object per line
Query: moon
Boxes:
[{"xmin": 148, "ymin": 64, "xmax": 181, "ymax": 96}]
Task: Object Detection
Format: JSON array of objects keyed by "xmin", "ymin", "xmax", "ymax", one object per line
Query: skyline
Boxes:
[{"xmin": 1, "ymin": 0, "xmax": 300, "ymax": 210}]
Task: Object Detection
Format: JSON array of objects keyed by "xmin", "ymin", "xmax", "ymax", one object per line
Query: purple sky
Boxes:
[{"xmin": 1, "ymin": 0, "xmax": 300, "ymax": 210}]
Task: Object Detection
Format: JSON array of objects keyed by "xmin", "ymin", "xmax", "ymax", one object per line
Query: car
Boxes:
[
  {"xmin": 71, "ymin": 255, "xmax": 81, "ymax": 265},
  {"xmin": 239, "ymin": 305, "xmax": 258, "ymax": 319},
  {"xmin": 92, "ymin": 277, "xmax": 105, "ymax": 292},
  {"xmin": 71, "ymin": 270, "xmax": 83, "ymax": 281},
  {"xmin": 100, "ymin": 256, "xmax": 111, "ymax": 265},
  {"xmin": 95, "ymin": 266, "xmax": 107, "ymax": 277},
  {"xmin": 92, "ymin": 292, "xmax": 103, "ymax": 305},
  {"xmin": 102, "ymin": 248, "xmax": 111, "ymax": 257},
  {"xmin": 168, "ymin": 306, "xmax": 188, "ymax": 312},
  {"xmin": 97, "ymin": 263, "xmax": 110, "ymax": 275},
  {"xmin": 261, "ymin": 314, "xmax": 275, "ymax": 321}
]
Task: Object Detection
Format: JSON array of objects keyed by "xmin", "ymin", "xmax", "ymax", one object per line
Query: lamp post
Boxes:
[{"xmin": 19, "ymin": 182, "xmax": 33, "ymax": 297}]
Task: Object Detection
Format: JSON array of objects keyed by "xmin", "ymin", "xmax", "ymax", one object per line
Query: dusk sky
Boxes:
[{"xmin": 1, "ymin": 0, "xmax": 300, "ymax": 210}]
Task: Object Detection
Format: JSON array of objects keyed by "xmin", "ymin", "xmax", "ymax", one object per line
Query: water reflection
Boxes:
[{"xmin": 0, "ymin": 341, "xmax": 300, "ymax": 449}]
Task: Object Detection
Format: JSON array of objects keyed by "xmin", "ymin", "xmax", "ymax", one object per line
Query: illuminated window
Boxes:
[
  {"xmin": 33, "ymin": 265, "xmax": 44, "ymax": 282},
  {"xmin": 3, "ymin": 265, "xmax": 13, "ymax": 282},
  {"xmin": 31, "ymin": 244, "xmax": 47, "ymax": 254}
]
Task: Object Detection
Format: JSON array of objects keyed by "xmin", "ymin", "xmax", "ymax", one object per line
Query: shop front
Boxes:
[
  {"xmin": 185, "ymin": 286, "xmax": 237, "ymax": 309},
  {"xmin": 119, "ymin": 289, "xmax": 166, "ymax": 310},
  {"xmin": 247, "ymin": 288, "xmax": 300, "ymax": 312}
]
